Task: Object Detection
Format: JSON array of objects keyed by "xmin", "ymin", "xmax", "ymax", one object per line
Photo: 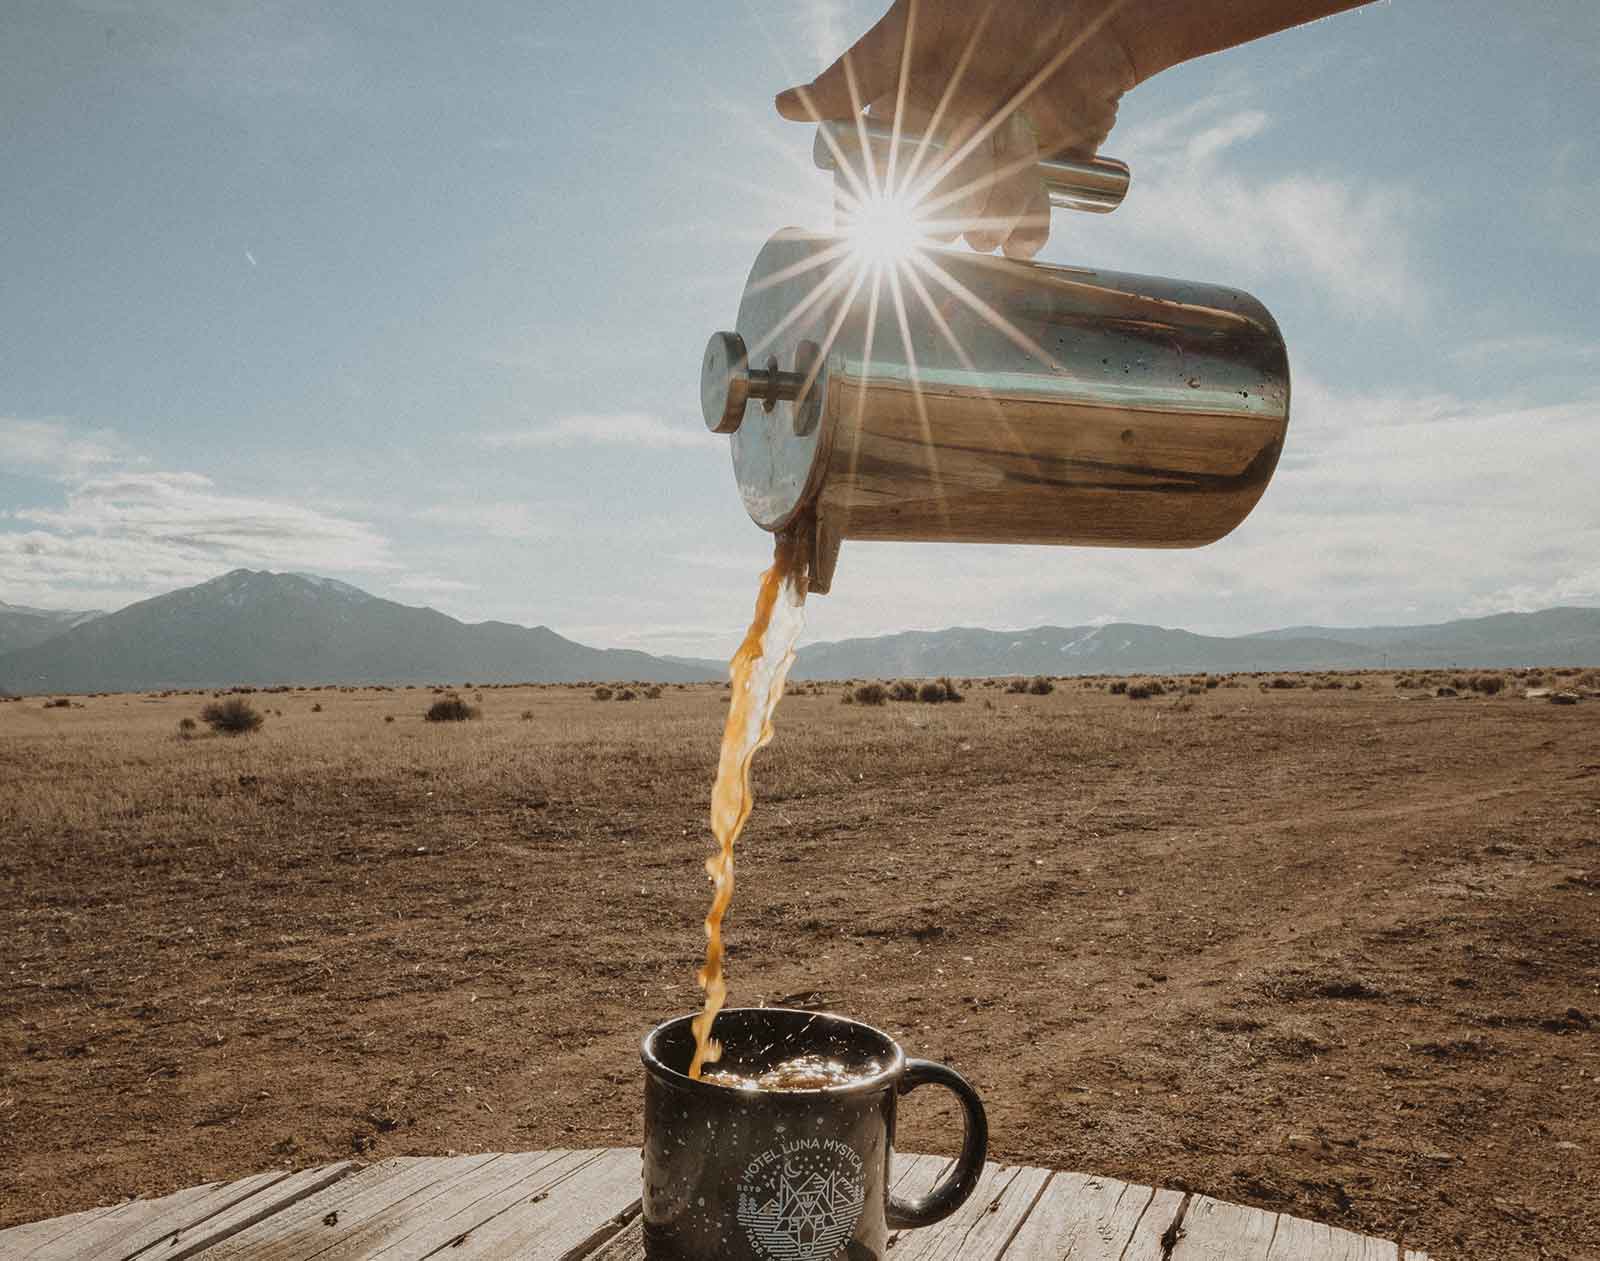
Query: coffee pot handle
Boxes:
[
  {"xmin": 813, "ymin": 119, "xmax": 1130, "ymax": 215},
  {"xmin": 886, "ymin": 1059, "xmax": 990, "ymax": 1229}
]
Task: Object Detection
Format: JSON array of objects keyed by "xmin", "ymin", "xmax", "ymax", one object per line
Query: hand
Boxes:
[{"xmin": 776, "ymin": 0, "xmax": 1136, "ymax": 258}]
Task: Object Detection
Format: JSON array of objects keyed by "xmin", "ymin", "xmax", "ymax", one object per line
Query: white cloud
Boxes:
[
  {"xmin": 417, "ymin": 501, "xmax": 553, "ymax": 540},
  {"xmin": 481, "ymin": 412, "xmax": 712, "ymax": 450},
  {"xmin": 1113, "ymin": 96, "xmax": 1424, "ymax": 319},
  {"xmin": 0, "ymin": 424, "xmax": 395, "ymax": 608},
  {"xmin": 0, "ymin": 418, "xmax": 128, "ymax": 476}
]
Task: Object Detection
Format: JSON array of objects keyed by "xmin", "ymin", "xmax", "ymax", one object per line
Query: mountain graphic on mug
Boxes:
[{"xmin": 738, "ymin": 1139, "xmax": 866, "ymax": 1261}]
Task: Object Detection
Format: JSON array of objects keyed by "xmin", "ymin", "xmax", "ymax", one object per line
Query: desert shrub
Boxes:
[
  {"xmin": 1005, "ymin": 678, "xmax": 1027, "ymax": 693},
  {"xmin": 1574, "ymin": 668, "xmax": 1599, "ymax": 690},
  {"xmin": 917, "ymin": 680, "xmax": 947, "ymax": 703},
  {"xmin": 384, "ymin": 715, "xmax": 395, "ymax": 723},
  {"xmin": 200, "ymin": 697, "xmax": 265, "ymax": 735},
  {"xmin": 1027, "ymin": 676, "xmax": 1054, "ymax": 695},
  {"xmin": 1146, "ymin": 680, "xmax": 1166, "ymax": 697},
  {"xmin": 940, "ymin": 677, "xmax": 964, "ymax": 702},
  {"xmin": 593, "ymin": 686, "xmax": 614, "ymax": 701},
  {"xmin": 424, "ymin": 695, "xmax": 479, "ymax": 722},
  {"xmin": 1108, "ymin": 680, "xmax": 1128, "ymax": 694},
  {"xmin": 840, "ymin": 690, "xmax": 855, "ymax": 704},
  {"xmin": 1187, "ymin": 683, "xmax": 1205, "ymax": 695},
  {"xmin": 176, "ymin": 717, "xmax": 197, "ymax": 739},
  {"xmin": 853, "ymin": 682, "xmax": 888, "ymax": 706},
  {"xmin": 1472, "ymin": 674, "xmax": 1505, "ymax": 696},
  {"xmin": 616, "ymin": 688, "xmax": 638, "ymax": 701},
  {"xmin": 1205, "ymin": 677, "xmax": 1220, "ymax": 689},
  {"xmin": 1349, "ymin": 680, "xmax": 1363, "ymax": 690},
  {"xmin": 886, "ymin": 680, "xmax": 915, "ymax": 702},
  {"xmin": 1127, "ymin": 683, "xmax": 1153, "ymax": 700},
  {"xmin": 644, "ymin": 686, "xmax": 663, "ymax": 700},
  {"xmin": 311, "ymin": 702, "xmax": 323, "ymax": 712},
  {"xmin": 520, "ymin": 709, "xmax": 535, "ymax": 720},
  {"xmin": 43, "ymin": 697, "xmax": 72, "ymax": 709}
]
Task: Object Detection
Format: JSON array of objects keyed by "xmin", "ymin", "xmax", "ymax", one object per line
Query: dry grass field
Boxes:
[{"xmin": 3, "ymin": 675, "xmax": 1598, "ymax": 1257}]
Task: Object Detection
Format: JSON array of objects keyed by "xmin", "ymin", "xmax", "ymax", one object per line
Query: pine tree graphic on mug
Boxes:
[{"xmin": 738, "ymin": 1138, "xmax": 866, "ymax": 1261}]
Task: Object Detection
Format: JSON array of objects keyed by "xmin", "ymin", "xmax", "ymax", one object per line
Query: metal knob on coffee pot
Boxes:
[{"xmin": 700, "ymin": 126, "xmax": 1290, "ymax": 595}]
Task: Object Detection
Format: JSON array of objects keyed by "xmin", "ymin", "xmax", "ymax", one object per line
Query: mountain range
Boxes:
[
  {"xmin": 787, "ymin": 609, "xmax": 1600, "ymax": 679},
  {"xmin": 0, "ymin": 571, "xmax": 721, "ymax": 693},
  {"xmin": 2, "ymin": 570, "xmax": 1597, "ymax": 695}
]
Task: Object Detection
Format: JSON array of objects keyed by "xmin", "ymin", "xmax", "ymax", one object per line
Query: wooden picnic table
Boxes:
[{"xmin": 2, "ymin": 1148, "xmax": 1426, "ymax": 1260}]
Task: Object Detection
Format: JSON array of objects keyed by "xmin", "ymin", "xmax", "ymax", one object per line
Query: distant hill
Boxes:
[
  {"xmin": 0, "ymin": 601, "xmax": 103, "ymax": 656},
  {"xmin": 789, "ymin": 608, "xmax": 1600, "ymax": 679},
  {"xmin": 0, "ymin": 570, "xmax": 721, "ymax": 693}
]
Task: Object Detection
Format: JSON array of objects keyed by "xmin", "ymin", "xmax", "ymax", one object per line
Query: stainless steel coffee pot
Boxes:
[{"xmin": 700, "ymin": 123, "xmax": 1290, "ymax": 594}]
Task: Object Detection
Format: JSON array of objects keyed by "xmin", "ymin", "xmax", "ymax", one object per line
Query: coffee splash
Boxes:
[
  {"xmin": 688, "ymin": 533, "xmax": 808, "ymax": 1079},
  {"xmin": 702, "ymin": 1053, "xmax": 883, "ymax": 1092}
]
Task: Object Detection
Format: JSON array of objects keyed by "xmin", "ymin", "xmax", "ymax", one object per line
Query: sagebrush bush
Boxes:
[
  {"xmin": 644, "ymin": 686, "xmax": 663, "ymax": 700},
  {"xmin": 176, "ymin": 716, "xmax": 197, "ymax": 739},
  {"xmin": 200, "ymin": 697, "xmax": 265, "ymax": 735},
  {"xmin": 593, "ymin": 686, "xmax": 614, "ymax": 701},
  {"xmin": 424, "ymin": 695, "xmax": 479, "ymax": 722},
  {"xmin": 1108, "ymin": 680, "xmax": 1128, "ymax": 695},
  {"xmin": 44, "ymin": 697, "xmax": 73, "ymax": 709},
  {"xmin": 1027, "ymin": 676, "xmax": 1054, "ymax": 695},
  {"xmin": 917, "ymin": 680, "xmax": 947, "ymax": 703},
  {"xmin": 1473, "ymin": 674, "xmax": 1505, "ymax": 696},
  {"xmin": 939, "ymin": 677, "xmax": 964, "ymax": 703},
  {"xmin": 1127, "ymin": 683, "xmax": 1153, "ymax": 700},
  {"xmin": 889, "ymin": 680, "xmax": 918, "ymax": 702},
  {"xmin": 853, "ymin": 682, "xmax": 888, "ymax": 706},
  {"xmin": 1005, "ymin": 678, "xmax": 1028, "ymax": 693},
  {"xmin": 616, "ymin": 688, "xmax": 638, "ymax": 701}
]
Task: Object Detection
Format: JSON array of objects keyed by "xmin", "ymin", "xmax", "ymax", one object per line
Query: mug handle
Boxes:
[{"xmin": 885, "ymin": 1059, "xmax": 990, "ymax": 1229}]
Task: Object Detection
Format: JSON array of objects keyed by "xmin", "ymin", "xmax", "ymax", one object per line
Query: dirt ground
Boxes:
[{"xmin": 2, "ymin": 675, "xmax": 1597, "ymax": 1258}]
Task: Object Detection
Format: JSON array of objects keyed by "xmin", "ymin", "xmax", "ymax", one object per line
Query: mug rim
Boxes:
[{"xmin": 642, "ymin": 1006, "xmax": 907, "ymax": 1098}]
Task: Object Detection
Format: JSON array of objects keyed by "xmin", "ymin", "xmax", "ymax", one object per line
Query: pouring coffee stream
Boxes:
[{"xmin": 688, "ymin": 124, "xmax": 1291, "ymax": 1080}]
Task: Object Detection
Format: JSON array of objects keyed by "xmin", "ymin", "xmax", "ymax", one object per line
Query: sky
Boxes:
[{"xmin": 2, "ymin": 0, "xmax": 1597, "ymax": 657}]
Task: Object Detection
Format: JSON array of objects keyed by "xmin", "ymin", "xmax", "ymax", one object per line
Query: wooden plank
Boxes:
[
  {"xmin": 48, "ymin": 1171, "xmax": 287, "ymax": 1260},
  {"xmin": 1001, "ymin": 1171, "xmax": 1185, "ymax": 1261},
  {"xmin": 137, "ymin": 1163, "xmax": 361, "ymax": 1261},
  {"xmin": 3, "ymin": 1172, "xmax": 300, "ymax": 1261},
  {"xmin": 584, "ymin": 1149, "xmax": 952, "ymax": 1261},
  {"xmin": 439, "ymin": 1147, "xmax": 641, "ymax": 1258},
  {"xmin": 1266, "ymin": 1215, "xmax": 1399, "ymax": 1261},
  {"xmin": 356, "ymin": 1150, "xmax": 574, "ymax": 1257},
  {"xmin": 1169, "ymin": 1195, "xmax": 1278, "ymax": 1260},
  {"xmin": 892, "ymin": 1161, "xmax": 1052, "ymax": 1260},
  {"xmin": 194, "ymin": 1153, "xmax": 502, "ymax": 1259},
  {"xmin": 0, "ymin": 1202, "xmax": 128, "ymax": 1258}
]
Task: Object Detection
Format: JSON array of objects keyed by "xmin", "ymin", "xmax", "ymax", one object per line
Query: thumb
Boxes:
[{"xmin": 776, "ymin": 4, "xmax": 907, "ymax": 122}]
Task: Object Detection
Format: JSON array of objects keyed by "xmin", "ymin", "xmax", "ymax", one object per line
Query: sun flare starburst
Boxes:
[{"xmin": 842, "ymin": 189, "xmax": 929, "ymax": 268}]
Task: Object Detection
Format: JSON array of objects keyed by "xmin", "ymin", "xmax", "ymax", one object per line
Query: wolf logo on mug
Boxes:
[{"xmin": 737, "ymin": 1137, "xmax": 867, "ymax": 1261}]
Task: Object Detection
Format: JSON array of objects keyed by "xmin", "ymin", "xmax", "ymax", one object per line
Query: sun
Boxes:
[{"xmin": 844, "ymin": 189, "xmax": 929, "ymax": 267}]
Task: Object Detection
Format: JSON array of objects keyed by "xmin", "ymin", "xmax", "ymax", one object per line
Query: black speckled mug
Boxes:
[{"xmin": 640, "ymin": 1008, "xmax": 987, "ymax": 1261}]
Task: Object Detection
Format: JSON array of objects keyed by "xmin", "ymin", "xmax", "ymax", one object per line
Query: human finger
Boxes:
[
  {"xmin": 921, "ymin": 113, "xmax": 994, "ymax": 244},
  {"xmin": 965, "ymin": 113, "xmax": 1037, "ymax": 253},
  {"xmin": 1000, "ymin": 176, "xmax": 1051, "ymax": 260},
  {"xmin": 775, "ymin": 2, "xmax": 907, "ymax": 123}
]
